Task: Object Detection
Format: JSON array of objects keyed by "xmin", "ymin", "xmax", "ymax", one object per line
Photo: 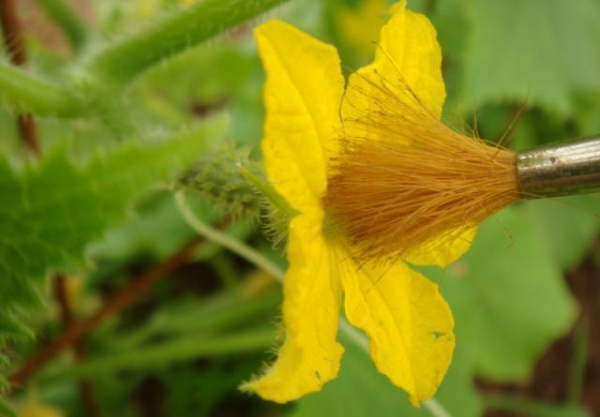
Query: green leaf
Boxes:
[
  {"xmin": 291, "ymin": 332, "xmax": 483, "ymax": 417},
  {"xmin": 0, "ymin": 399, "xmax": 16, "ymax": 417},
  {"xmin": 527, "ymin": 195, "xmax": 600, "ymax": 271},
  {"xmin": 486, "ymin": 395, "xmax": 591, "ymax": 417},
  {"xmin": 439, "ymin": 205, "xmax": 577, "ymax": 381},
  {"xmin": 87, "ymin": 195, "xmax": 198, "ymax": 261},
  {"xmin": 0, "ymin": 115, "xmax": 227, "ymax": 352},
  {"xmin": 461, "ymin": 0, "xmax": 600, "ymax": 116}
]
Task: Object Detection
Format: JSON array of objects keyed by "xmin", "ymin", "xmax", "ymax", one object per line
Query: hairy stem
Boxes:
[
  {"xmin": 0, "ymin": 0, "xmax": 40, "ymax": 156},
  {"xmin": 0, "ymin": 0, "xmax": 26, "ymax": 65},
  {"xmin": 35, "ymin": 0, "xmax": 88, "ymax": 53},
  {"xmin": 175, "ymin": 191, "xmax": 284, "ymax": 279},
  {"xmin": 86, "ymin": 0, "xmax": 289, "ymax": 85},
  {"xmin": 0, "ymin": 63, "xmax": 82, "ymax": 117}
]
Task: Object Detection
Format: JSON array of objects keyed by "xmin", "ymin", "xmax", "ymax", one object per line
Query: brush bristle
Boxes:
[{"xmin": 323, "ymin": 73, "xmax": 521, "ymax": 262}]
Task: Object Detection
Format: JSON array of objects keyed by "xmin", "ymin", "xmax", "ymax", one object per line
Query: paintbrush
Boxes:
[{"xmin": 323, "ymin": 80, "xmax": 600, "ymax": 263}]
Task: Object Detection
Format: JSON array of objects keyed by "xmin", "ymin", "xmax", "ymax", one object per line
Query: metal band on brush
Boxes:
[{"xmin": 516, "ymin": 138, "xmax": 600, "ymax": 198}]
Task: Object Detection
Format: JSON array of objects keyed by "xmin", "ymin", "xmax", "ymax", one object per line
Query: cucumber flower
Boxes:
[{"xmin": 244, "ymin": 0, "xmax": 472, "ymax": 407}]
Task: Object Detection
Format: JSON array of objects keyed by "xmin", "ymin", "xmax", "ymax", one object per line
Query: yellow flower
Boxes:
[
  {"xmin": 336, "ymin": 0, "xmax": 389, "ymax": 56},
  {"xmin": 244, "ymin": 0, "xmax": 471, "ymax": 407}
]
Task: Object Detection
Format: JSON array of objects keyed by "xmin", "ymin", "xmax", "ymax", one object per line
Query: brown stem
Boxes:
[
  {"xmin": 17, "ymin": 113, "xmax": 41, "ymax": 156},
  {"xmin": 0, "ymin": 0, "xmax": 26, "ymax": 65},
  {"xmin": 0, "ymin": 0, "xmax": 41, "ymax": 156},
  {"xmin": 8, "ymin": 237, "xmax": 202, "ymax": 392},
  {"xmin": 54, "ymin": 275, "xmax": 103, "ymax": 417}
]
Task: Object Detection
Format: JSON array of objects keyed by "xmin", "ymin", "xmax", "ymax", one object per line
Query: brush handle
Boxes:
[{"xmin": 516, "ymin": 137, "xmax": 600, "ymax": 198}]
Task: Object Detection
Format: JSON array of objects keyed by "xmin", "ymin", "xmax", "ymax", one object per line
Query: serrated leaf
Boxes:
[
  {"xmin": 0, "ymin": 115, "xmax": 227, "ymax": 344},
  {"xmin": 291, "ymin": 332, "xmax": 483, "ymax": 417},
  {"xmin": 438, "ymin": 205, "xmax": 577, "ymax": 381},
  {"xmin": 462, "ymin": 0, "xmax": 600, "ymax": 116}
]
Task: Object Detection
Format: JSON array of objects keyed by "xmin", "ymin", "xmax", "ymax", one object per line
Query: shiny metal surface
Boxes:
[{"xmin": 516, "ymin": 138, "xmax": 600, "ymax": 198}]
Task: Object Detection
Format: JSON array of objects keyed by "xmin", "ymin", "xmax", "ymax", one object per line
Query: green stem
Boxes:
[
  {"xmin": 568, "ymin": 319, "xmax": 589, "ymax": 404},
  {"xmin": 175, "ymin": 191, "xmax": 284, "ymax": 279},
  {"xmin": 239, "ymin": 164, "xmax": 299, "ymax": 218},
  {"xmin": 86, "ymin": 0, "xmax": 289, "ymax": 86},
  {"xmin": 174, "ymin": 192, "xmax": 453, "ymax": 417},
  {"xmin": 45, "ymin": 330, "xmax": 274, "ymax": 382},
  {"xmin": 210, "ymin": 252, "xmax": 242, "ymax": 289},
  {"xmin": 35, "ymin": 0, "xmax": 88, "ymax": 53},
  {"xmin": 0, "ymin": 63, "xmax": 82, "ymax": 117}
]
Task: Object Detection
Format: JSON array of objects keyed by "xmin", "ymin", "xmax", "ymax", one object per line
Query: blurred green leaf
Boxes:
[
  {"xmin": 108, "ymin": 288, "xmax": 281, "ymax": 348},
  {"xmin": 461, "ymin": 0, "xmax": 600, "ymax": 115},
  {"xmin": 527, "ymin": 195, "xmax": 600, "ymax": 271},
  {"xmin": 0, "ymin": 115, "xmax": 227, "ymax": 375},
  {"xmin": 0, "ymin": 398, "xmax": 16, "ymax": 417},
  {"xmin": 291, "ymin": 332, "xmax": 482, "ymax": 417},
  {"xmin": 431, "ymin": 0, "xmax": 468, "ymax": 63},
  {"xmin": 88, "ymin": 195, "xmax": 197, "ymax": 261},
  {"xmin": 439, "ymin": 205, "xmax": 577, "ymax": 381},
  {"xmin": 486, "ymin": 395, "xmax": 591, "ymax": 417}
]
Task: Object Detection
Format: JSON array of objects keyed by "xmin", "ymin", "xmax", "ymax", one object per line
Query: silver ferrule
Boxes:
[{"xmin": 516, "ymin": 137, "xmax": 600, "ymax": 198}]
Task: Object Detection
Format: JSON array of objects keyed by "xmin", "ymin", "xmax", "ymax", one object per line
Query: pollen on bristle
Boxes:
[{"xmin": 323, "ymin": 73, "xmax": 521, "ymax": 263}]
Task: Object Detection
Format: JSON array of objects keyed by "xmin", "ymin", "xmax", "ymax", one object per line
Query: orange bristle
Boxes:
[{"xmin": 323, "ymin": 74, "xmax": 522, "ymax": 262}]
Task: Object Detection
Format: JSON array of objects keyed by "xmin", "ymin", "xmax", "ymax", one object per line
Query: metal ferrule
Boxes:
[{"xmin": 516, "ymin": 137, "xmax": 600, "ymax": 198}]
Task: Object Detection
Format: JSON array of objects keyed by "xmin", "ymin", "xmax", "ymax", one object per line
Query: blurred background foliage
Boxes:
[{"xmin": 1, "ymin": 0, "xmax": 600, "ymax": 416}]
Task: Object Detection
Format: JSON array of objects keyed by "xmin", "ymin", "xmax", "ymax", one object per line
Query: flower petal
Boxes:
[
  {"xmin": 405, "ymin": 226, "xmax": 477, "ymax": 268},
  {"xmin": 243, "ymin": 213, "xmax": 344, "ymax": 403},
  {"xmin": 336, "ymin": 0, "xmax": 389, "ymax": 57},
  {"xmin": 342, "ymin": 1, "xmax": 446, "ymax": 140},
  {"xmin": 332, "ymin": 243, "xmax": 454, "ymax": 406},
  {"xmin": 255, "ymin": 20, "xmax": 345, "ymax": 214},
  {"xmin": 339, "ymin": 2, "xmax": 474, "ymax": 268},
  {"xmin": 342, "ymin": 0, "xmax": 445, "ymax": 131}
]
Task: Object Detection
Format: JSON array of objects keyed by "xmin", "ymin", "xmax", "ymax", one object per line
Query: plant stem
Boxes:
[
  {"xmin": 0, "ymin": 63, "xmax": 82, "ymax": 117},
  {"xmin": 0, "ymin": 0, "xmax": 41, "ymax": 156},
  {"xmin": 568, "ymin": 319, "xmax": 589, "ymax": 404},
  {"xmin": 0, "ymin": 0, "xmax": 26, "ymax": 65},
  {"xmin": 44, "ymin": 330, "xmax": 274, "ymax": 382},
  {"xmin": 175, "ymin": 191, "xmax": 284, "ymax": 279},
  {"xmin": 8, "ymin": 237, "xmax": 202, "ymax": 393},
  {"xmin": 174, "ymin": 192, "xmax": 454, "ymax": 417},
  {"xmin": 53, "ymin": 275, "xmax": 102, "ymax": 417},
  {"xmin": 35, "ymin": 0, "xmax": 88, "ymax": 53},
  {"xmin": 86, "ymin": 0, "xmax": 289, "ymax": 85}
]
